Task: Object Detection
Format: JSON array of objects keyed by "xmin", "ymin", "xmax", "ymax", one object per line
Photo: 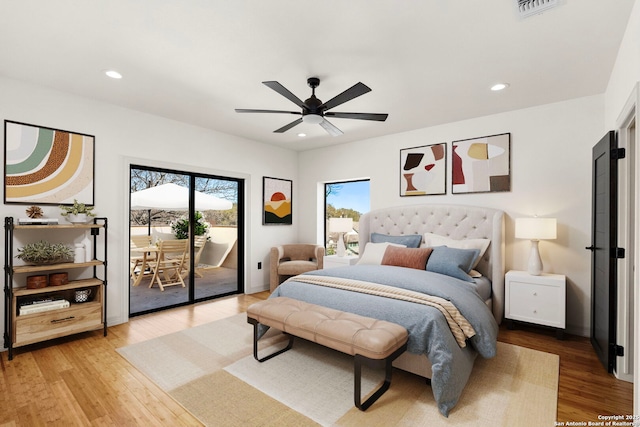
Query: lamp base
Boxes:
[
  {"xmin": 527, "ymin": 240, "xmax": 543, "ymax": 275},
  {"xmin": 336, "ymin": 233, "xmax": 346, "ymax": 257}
]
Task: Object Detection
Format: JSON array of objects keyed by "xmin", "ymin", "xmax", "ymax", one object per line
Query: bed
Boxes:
[{"xmin": 270, "ymin": 203, "xmax": 505, "ymax": 416}]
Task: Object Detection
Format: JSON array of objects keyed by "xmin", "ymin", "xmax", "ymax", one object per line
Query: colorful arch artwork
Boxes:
[
  {"xmin": 452, "ymin": 133, "xmax": 510, "ymax": 194},
  {"xmin": 4, "ymin": 121, "xmax": 94, "ymax": 205},
  {"xmin": 400, "ymin": 142, "xmax": 447, "ymax": 196},
  {"xmin": 263, "ymin": 176, "xmax": 292, "ymax": 225}
]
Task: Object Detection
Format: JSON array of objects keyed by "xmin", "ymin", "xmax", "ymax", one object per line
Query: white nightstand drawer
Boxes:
[
  {"xmin": 507, "ymin": 281, "xmax": 564, "ymax": 328},
  {"xmin": 505, "ymin": 270, "xmax": 566, "ymax": 330}
]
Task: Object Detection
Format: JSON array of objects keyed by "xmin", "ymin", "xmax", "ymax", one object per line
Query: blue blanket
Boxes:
[{"xmin": 271, "ymin": 265, "xmax": 498, "ymax": 416}]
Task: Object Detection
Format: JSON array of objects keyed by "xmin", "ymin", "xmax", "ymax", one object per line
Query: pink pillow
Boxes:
[{"xmin": 381, "ymin": 246, "xmax": 433, "ymax": 270}]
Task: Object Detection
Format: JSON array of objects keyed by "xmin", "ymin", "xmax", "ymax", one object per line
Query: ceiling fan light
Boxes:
[{"xmin": 302, "ymin": 114, "xmax": 323, "ymax": 125}]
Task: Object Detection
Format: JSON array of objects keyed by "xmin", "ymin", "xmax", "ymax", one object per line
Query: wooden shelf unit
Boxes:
[{"xmin": 3, "ymin": 217, "xmax": 108, "ymax": 360}]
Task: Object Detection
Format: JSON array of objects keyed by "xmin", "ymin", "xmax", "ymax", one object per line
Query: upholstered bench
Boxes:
[{"xmin": 246, "ymin": 296, "xmax": 408, "ymax": 411}]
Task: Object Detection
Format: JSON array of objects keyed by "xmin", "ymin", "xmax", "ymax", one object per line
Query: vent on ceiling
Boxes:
[{"xmin": 517, "ymin": 0, "xmax": 559, "ymax": 18}]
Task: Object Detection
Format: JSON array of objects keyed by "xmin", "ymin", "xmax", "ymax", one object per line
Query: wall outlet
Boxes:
[{"xmin": 257, "ymin": 262, "xmax": 262, "ymax": 270}]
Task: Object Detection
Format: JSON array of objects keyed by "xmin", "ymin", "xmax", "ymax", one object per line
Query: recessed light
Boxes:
[
  {"xmin": 297, "ymin": 133, "xmax": 306, "ymax": 137},
  {"xmin": 105, "ymin": 70, "xmax": 123, "ymax": 79},
  {"xmin": 491, "ymin": 83, "xmax": 509, "ymax": 91}
]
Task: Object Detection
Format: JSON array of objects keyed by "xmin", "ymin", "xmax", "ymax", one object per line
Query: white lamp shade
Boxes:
[
  {"xmin": 515, "ymin": 217, "xmax": 557, "ymax": 240},
  {"xmin": 329, "ymin": 217, "xmax": 353, "ymax": 233}
]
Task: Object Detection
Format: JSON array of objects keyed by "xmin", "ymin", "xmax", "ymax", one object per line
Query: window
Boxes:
[{"xmin": 324, "ymin": 179, "xmax": 370, "ymax": 256}]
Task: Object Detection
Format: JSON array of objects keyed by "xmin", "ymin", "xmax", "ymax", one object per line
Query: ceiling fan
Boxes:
[{"xmin": 235, "ymin": 77, "xmax": 388, "ymax": 137}]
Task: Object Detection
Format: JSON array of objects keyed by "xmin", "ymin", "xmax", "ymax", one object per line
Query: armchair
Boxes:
[{"xmin": 270, "ymin": 244, "xmax": 324, "ymax": 292}]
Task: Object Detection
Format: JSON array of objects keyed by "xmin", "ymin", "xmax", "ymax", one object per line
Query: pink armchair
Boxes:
[{"xmin": 270, "ymin": 244, "xmax": 324, "ymax": 292}]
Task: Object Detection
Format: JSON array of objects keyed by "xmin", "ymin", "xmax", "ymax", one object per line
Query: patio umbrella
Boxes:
[
  {"xmin": 131, "ymin": 183, "xmax": 233, "ymax": 235},
  {"xmin": 131, "ymin": 183, "xmax": 233, "ymax": 211}
]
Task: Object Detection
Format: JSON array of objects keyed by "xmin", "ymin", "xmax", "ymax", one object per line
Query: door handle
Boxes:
[{"xmin": 585, "ymin": 245, "xmax": 596, "ymax": 251}]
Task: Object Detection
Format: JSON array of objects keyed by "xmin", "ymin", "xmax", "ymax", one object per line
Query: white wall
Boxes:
[
  {"xmin": 603, "ymin": 0, "xmax": 640, "ymax": 412},
  {"xmin": 298, "ymin": 95, "xmax": 605, "ymax": 336},
  {"xmin": 605, "ymin": 0, "xmax": 640, "ymax": 128},
  {"xmin": 0, "ymin": 76, "xmax": 296, "ymax": 330}
]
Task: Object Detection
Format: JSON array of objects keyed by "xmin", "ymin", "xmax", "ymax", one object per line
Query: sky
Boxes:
[{"xmin": 326, "ymin": 180, "xmax": 370, "ymax": 215}]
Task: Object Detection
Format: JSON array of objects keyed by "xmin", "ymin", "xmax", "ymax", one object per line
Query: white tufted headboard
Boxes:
[{"xmin": 359, "ymin": 204, "xmax": 505, "ymax": 323}]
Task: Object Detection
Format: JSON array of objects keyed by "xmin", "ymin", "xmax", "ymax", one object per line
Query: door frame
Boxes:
[
  {"xmin": 123, "ymin": 156, "xmax": 250, "ymax": 321},
  {"xmin": 615, "ymin": 83, "xmax": 639, "ymax": 403}
]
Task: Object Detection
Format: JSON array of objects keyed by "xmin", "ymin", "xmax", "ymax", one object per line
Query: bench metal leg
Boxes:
[
  {"xmin": 248, "ymin": 317, "xmax": 294, "ymax": 362},
  {"xmin": 354, "ymin": 343, "xmax": 407, "ymax": 411},
  {"xmin": 248, "ymin": 315, "xmax": 407, "ymax": 411}
]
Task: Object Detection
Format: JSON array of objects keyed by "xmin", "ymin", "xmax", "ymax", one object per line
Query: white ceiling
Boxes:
[{"xmin": 0, "ymin": 1, "xmax": 635, "ymax": 151}]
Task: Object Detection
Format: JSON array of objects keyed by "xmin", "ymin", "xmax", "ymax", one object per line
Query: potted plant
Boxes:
[
  {"xmin": 16, "ymin": 241, "xmax": 74, "ymax": 265},
  {"xmin": 171, "ymin": 211, "xmax": 210, "ymax": 240},
  {"xmin": 59, "ymin": 199, "xmax": 96, "ymax": 223}
]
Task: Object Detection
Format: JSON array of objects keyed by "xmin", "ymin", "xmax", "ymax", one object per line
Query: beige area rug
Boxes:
[{"xmin": 117, "ymin": 314, "xmax": 559, "ymax": 427}]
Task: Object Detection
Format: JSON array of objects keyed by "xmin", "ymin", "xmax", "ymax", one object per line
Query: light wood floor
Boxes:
[{"xmin": 0, "ymin": 291, "xmax": 633, "ymax": 426}]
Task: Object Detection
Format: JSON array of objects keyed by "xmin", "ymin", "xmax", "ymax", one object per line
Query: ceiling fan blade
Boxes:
[
  {"xmin": 321, "ymin": 82, "xmax": 371, "ymax": 111},
  {"xmin": 235, "ymin": 109, "xmax": 301, "ymax": 115},
  {"xmin": 325, "ymin": 112, "xmax": 388, "ymax": 121},
  {"xmin": 319, "ymin": 119, "xmax": 344, "ymax": 137},
  {"xmin": 274, "ymin": 118, "xmax": 303, "ymax": 133},
  {"xmin": 262, "ymin": 81, "xmax": 306, "ymax": 109}
]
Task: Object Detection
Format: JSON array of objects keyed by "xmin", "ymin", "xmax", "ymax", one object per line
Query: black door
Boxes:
[{"xmin": 589, "ymin": 131, "xmax": 618, "ymax": 373}]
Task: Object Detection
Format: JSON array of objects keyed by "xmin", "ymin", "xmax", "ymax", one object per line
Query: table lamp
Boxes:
[
  {"xmin": 515, "ymin": 217, "xmax": 557, "ymax": 275},
  {"xmin": 329, "ymin": 218, "xmax": 353, "ymax": 257}
]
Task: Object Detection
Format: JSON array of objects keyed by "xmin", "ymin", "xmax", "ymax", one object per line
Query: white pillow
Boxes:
[
  {"xmin": 357, "ymin": 242, "xmax": 406, "ymax": 265},
  {"xmin": 422, "ymin": 233, "xmax": 490, "ymax": 268}
]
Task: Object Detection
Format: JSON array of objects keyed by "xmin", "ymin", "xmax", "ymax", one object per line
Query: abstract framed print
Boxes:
[
  {"xmin": 4, "ymin": 120, "xmax": 95, "ymax": 205},
  {"xmin": 452, "ymin": 133, "xmax": 511, "ymax": 194},
  {"xmin": 400, "ymin": 142, "xmax": 447, "ymax": 196},
  {"xmin": 263, "ymin": 176, "xmax": 292, "ymax": 225}
]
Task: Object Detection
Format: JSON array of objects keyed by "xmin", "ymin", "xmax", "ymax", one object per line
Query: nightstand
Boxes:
[
  {"xmin": 505, "ymin": 270, "xmax": 566, "ymax": 339},
  {"xmin": 323, "ymin": 254, "xmax": 359, "ymax": 269}
]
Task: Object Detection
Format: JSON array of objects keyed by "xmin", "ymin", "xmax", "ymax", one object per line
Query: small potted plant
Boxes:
[
  {"xmin": 171, "ymin": 211, "xmax": 210, "ymax": 240},
  {"xmin": 16, "ymin": 241, "xmax": 74, "ymax": 265},
  {"xmin": 59, "ymin": 199, "xmax": 96, "ymax": 223}
]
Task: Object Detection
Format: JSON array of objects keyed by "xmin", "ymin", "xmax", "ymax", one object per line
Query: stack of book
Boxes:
[
  {"xmin": 19, "ymin": 298, "xmax": 69, "ymax": 315},
  {"xmin": 17, "ymin": 218, "xmax": 59, "ymax": 225}
]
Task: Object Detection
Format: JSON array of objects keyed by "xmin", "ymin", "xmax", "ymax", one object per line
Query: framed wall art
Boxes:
[
  {"xmin": 452, "ymin": 132, "xmax": 511, "ymax": 194},
  {"xmin": 263, "ymin": 176, "xmax": 292, "ymax": 225},
  {"xmin": 4, "ymin": 120, "xmax": 95, "ymax": 205},
  {"xmin": 400, "ymin": 142, "xmax": 447, "ymax": 196}
]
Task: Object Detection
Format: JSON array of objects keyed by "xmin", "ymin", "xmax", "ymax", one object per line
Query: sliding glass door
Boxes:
[
  {"xmin": 129, "ymin": 166, "xmax": 243, "ymax": 316},
  {"xmin": 192, "ymin": 175, "xmax": 241, "ymax": 300}
]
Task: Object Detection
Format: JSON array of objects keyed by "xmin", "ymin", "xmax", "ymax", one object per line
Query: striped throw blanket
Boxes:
[{"xmin": 288, "ymin": 274, "xmax": 476, "ymax": 347}]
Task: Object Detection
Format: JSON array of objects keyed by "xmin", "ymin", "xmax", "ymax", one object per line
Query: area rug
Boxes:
[{"xmin": 117, "ymin": 313, "xmax": 559, "ymax": 426}]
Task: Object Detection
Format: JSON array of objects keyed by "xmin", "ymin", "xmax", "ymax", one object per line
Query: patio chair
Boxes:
[
  {"xmin": 179, "ymin": 235, "xmax": 208, "ymax": 278},
  {"xmin": 130, "ymin": 235, "xmax": 155, "ymax": 279},
  {"xmin": 193, "ymin": 235, "xmax": 208, "ymax": 277},
  {"xmin": 147, "ymin": 239, "xmax": 189, "ymax": 291}
]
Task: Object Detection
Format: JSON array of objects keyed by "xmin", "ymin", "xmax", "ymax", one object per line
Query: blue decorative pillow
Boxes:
[
  {"xmin": 370, "ymin": 232, "xmax": 422, "ymax": 248},
  {"xmin": 426, "ymin": 246, "xmax": 480, "ymax": 282}
]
